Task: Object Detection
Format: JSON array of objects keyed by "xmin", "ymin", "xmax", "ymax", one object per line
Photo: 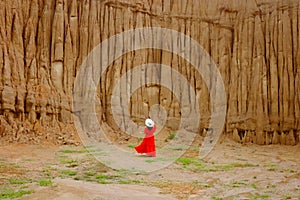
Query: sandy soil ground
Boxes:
[{"xmin": 0, "ymin": 139, "xmax": 299, "ymax": 200}]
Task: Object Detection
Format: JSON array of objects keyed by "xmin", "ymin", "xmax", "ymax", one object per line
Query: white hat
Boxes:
[{"xmin": 145, "ymin": 119, "xmax": 154, "ymax": 128}]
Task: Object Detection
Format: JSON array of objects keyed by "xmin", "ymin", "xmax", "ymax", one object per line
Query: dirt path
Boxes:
[
  {"xmin": 0, "ymin": 140, "xmax": 299, "ymax": 199},
  {"xmin": 21, "ymin": 178, "xmax": 177, "ymax": 200}
]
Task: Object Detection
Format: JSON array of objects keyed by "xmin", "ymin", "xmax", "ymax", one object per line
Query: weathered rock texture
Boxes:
[{"xmin": 0, "ymin": 0, "xmax": 299, "ymax": 145}]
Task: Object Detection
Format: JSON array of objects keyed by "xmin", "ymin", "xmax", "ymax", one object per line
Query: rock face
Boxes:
[{"xmin": 0, "ymin": 0, "xmax": 299, "ymax": 145}]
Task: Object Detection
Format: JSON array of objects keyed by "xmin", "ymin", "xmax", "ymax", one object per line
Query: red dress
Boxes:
[{"xmin": 135, "ymin": 125, "xmax": 156, "ymax": 157}]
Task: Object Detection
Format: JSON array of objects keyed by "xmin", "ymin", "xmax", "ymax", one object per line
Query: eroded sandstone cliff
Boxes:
[{"xmin": 0, "ymin": 0, "xmax": 299, "ymax": 145}]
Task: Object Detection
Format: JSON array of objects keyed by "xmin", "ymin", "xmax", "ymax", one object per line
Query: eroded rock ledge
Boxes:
[{"xmin": 0, "ymin": 0, "xmax": 299, "ymax": 145}]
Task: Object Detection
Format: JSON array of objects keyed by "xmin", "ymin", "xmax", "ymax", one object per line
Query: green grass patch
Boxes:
[
  {"xmin": 176, "ymin": 157, "xmax": 209, "ymax": 171},
  {"xmin": 84, "ymin": 171, "xmax": 97, "ymax": 176},
  {"xmin": 94, "ymin": 173, "xmax": 123, "ymax": 184},
  {"xmin": 251, "ymin": 183, "xmax": 257, "ymax": 189},
  {"xmin": 0, "ymin": 188, "xmax": 34, "ymax": 199},
  {"xmin": 167, "ymin": 133, "xmax": 176, "ymax": 140},
  {"xmin": 212, "ymin": 162, "xmax": 257, "ymax": 171},
  {"xmin": 117, "ymin": 178, "xmax": 142, "ymax": 185},
  {"xmin": 61, "ymin": 169, "xmax": 77, "ymax": 176},
  {"xmin": 177, "ymin": 158, "xmax": 257, "ymax": 172},
  {"xmin": 0, "ymin": 162, "xmax": 20, "ymax": 169},
  {"xmin": 120, "ymin": 180, "xmax": 131, "ymax": 184},
  {"xmin": 177, "ymin": 157, "xmax": 201, "ymax": 166},
  {"xmin": 230, "ymin": 181, "xmax": 247, "ymax": 188},
  {"xmin": 127, "ymin": 144, "xmax": 136, "ymax": 149},
  {"xmin": 9, "ymin": 178, "xmax": 27, "ymax": 185},
  {"xmin": 42, "ymin": 167, "xmax": 58, "ymax": 177},
  {"xmin": 20, "ymin": 185, "xmax": 29, "ymax": 189},
  {"xmin": 231, "ymin": 162, "xmax": 258, "ymax": 168},
  {"xmin": 145, "ymin": 157, "xmax": 174, "ymax": 163},
  {"xmin": 98, "ymin": 180, "xmax": 109, "ymax": 184},
  {"xmin": 59, "ymin": 149, "xmax": 87, "ymax": 154},
  {"xmin": 39, "ymin": 179, "xmax": 52, "ymax": 187},
  {"xmin": 263, "ymin": 163, "xmax": 277, "ymax": 167},
  {"xmin": 212, "ymin": 197, "xmax": 223, "ymax": 200},
  {"xmin": 59, "ymin": 157, "xmax": 78, "ymax": 167},
  {"xmin": 211, "ymin": 164, "xmax": 233, "ymax": 171},
  {"xmin": 193, "ymin": 180, "xmax": 211, "ymax": 188},
  {"xmin": 145, "ymin": 159, "xmax": 156, "ymax": 163},
  {"xmin": 132, "ymin": 180, "xmax": 141, "ymax": 184},
  {"xmin": 254, "ymin": 193, "xmax": 269, "ymax": 199},
  {"xmin": 95, "ymin": 174, "xmax": 121, "ymax": 180},
  {"xmin": 95, "ymin": 174, "xmax": 110, "ymax": 179},
  {"xmin": 84, "ymin": 145, "xmax": 95, "ymax": 149}
]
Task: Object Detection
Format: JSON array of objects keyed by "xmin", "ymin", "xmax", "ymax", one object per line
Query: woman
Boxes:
[{"xmin": 135, "ymin": 119, "xmax": 156, "ymax": 157}]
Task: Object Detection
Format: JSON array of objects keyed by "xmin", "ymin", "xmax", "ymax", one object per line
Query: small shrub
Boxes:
[
  {"xmin": 39, "ymin": 179, "xmax": 52, "ymax": 187},
  {"xmin": 167, "ymin": 133, "xmax": 176, "ymax": 140}
]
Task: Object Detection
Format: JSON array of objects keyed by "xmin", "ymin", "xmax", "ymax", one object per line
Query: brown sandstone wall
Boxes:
[{"xmin": 0, "ymin": 0, "xmax": 299, "ymax": 145}]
